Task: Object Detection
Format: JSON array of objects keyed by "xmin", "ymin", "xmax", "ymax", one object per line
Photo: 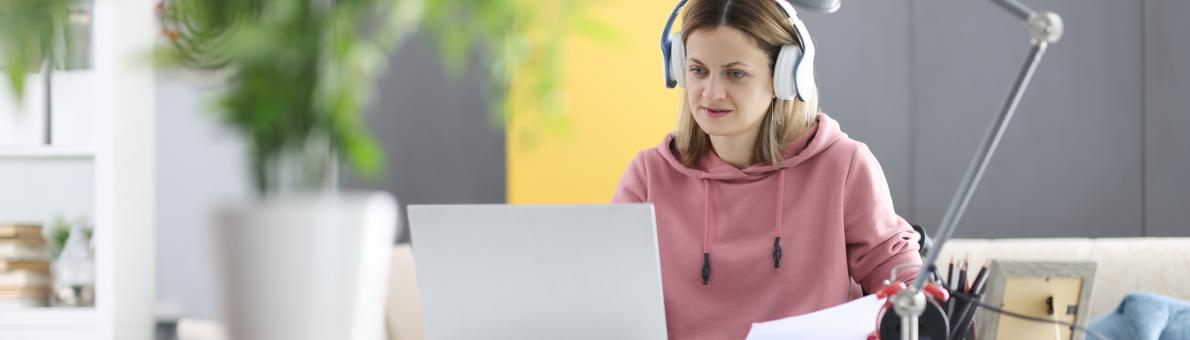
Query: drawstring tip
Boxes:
[
  {"xmin": 772, "ymin": 237, "xmax": 783, "ymax": 269},
  {"xmin": 701, "ymin": 253, "xmax": 711, "ymax": 285}
]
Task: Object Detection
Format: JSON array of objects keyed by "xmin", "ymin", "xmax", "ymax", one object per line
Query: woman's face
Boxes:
[{"xmin": 684, "ymin": 26, "xmax": 775, "ymax": 138}]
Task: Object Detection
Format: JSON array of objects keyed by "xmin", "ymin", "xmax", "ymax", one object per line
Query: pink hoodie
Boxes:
[{"xmin": 613, "ymin": 112, "xmax": 922, "ymax": 339}]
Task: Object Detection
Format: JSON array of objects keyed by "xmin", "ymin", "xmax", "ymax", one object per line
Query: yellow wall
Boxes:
[{"xmin": 508, "ymin": 0, "xmax": 681, "ymax": 203}]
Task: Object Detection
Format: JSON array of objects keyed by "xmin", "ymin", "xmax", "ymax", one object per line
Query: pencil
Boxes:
[
  {"xmin": 947, "ymin": 256, "xmax": 957, "ymax": 318},
  {"xmin": 947, "ymin": 256, "xmax": 955, "ymax": 289},
  {"xmin": 951, "ymin": 258, "xmax": 969, "ymax": 336},
  {"xmin": 958, "ymin": 258, "xmax": 968, "ymax": 293},
  {"xmin": 972, "ymin": 260, "xmax": 990, "ymax": 295}
]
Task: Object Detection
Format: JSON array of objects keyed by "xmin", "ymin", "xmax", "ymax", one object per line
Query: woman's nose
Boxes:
[{"xmin": 701, "ymin": 75, "xmax": 727, "ymax": 100}]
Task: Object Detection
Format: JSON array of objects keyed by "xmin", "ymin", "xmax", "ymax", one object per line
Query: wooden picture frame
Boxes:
[{"xmin": 976, "ymin": 260, "xmax": 1097, "ymax": 340}]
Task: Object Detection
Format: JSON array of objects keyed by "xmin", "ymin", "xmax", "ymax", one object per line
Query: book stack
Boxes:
[{"xmin": 0, "ymin": 223, "xmax": 51, "ymax": 308}]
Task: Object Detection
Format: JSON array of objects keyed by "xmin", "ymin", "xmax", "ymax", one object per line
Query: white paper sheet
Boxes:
[{"xmin": 745, "ymin": 294, "xmax": 887, "ymax": 340}]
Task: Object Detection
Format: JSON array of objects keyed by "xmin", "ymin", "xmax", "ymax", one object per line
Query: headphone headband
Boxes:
[
  {"xmin": 660, "ymin": 0, "xmax": 689, "ymax": 88},
  {"xmin": 661, "ymin": 0, "xmax": 817, "ymax": 102}
]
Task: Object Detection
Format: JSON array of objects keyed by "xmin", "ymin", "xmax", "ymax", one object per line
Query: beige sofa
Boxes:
[
  {"xmin": 385, "ymin": 238, "xmax": 1190, "ymax": 340},
  {"xmin": 932, "ymin": 238, "xmax": 1190, "ymax": 317}
]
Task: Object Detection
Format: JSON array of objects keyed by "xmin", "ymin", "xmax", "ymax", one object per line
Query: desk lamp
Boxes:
[{"xmin": 790, "ymin": 0, "xmax": 1064, "ymax": 338}]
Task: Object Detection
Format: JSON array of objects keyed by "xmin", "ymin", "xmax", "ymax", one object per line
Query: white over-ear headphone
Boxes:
[{"xmin": 660, "ymin": 0, "xmax": 818, "ymax": 102}]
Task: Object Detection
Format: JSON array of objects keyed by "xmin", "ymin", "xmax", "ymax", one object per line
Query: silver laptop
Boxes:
[{"xmin": 407, "ymin": 204, "xmax": 668, "ymax": 340}]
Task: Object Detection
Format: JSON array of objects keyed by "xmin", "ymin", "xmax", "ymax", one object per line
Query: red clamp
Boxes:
[{"xmin": 867, "ymin": 281, "xmax": 949, "ymax": 340}]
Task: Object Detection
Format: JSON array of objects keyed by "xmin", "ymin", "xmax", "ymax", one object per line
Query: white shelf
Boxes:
[
  {"xmin": 0, "ymin": 307, "xmax": 101, "ymax": 340},
  {"xmin": 0, "ymin": 146, "xmax": 95, "ymax": 159},
  {"xmin": 0, "ymin": 306, "xmax": 98, "ymax": 326},
  {"xmin": 2, "ymin": 0, "xmax": 160, "ymax": 338}
]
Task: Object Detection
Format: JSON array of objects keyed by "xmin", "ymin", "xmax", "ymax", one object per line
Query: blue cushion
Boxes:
[{"xmin": 1088, "ymin": 292, "xmax": 1190, "ymax": 340}]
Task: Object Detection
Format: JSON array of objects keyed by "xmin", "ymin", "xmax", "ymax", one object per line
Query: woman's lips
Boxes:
[{"xmin": 702, "ymin": 107, "xmax": 733, "ymax": 118}]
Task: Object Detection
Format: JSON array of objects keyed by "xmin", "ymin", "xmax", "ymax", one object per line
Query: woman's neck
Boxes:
[{"xmin": 709, "ymin": 127, "xmax": 762, "ymax": 169}]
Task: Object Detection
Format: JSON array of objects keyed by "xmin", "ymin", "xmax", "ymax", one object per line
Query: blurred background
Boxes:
[{"xmin": 0, "ymin": 0, "xmax": 1186, "ymax": 338}]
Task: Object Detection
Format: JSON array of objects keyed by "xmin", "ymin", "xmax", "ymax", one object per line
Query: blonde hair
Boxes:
[{"xmin": 674, "ymin": 0, "xmax": 820, "ymax": 167}]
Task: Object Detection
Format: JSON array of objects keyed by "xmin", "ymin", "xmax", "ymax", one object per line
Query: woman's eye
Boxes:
[
  {"xmin": 728, "ymin": 70, "xmax": 748, "ymax": 79},
  {"xmin": 688, "ymin": 67, "xmax": 707, "ymax": 76}
]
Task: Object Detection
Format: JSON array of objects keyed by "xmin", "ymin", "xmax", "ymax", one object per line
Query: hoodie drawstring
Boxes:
[
  {"xmin": 699, "ymin": 168, "xmax": 789, "ymax": 285},
  {"xmin": 773, "ymin": 168, "xmax": 787, "ymax": 269},
  {"xmin": 701, "ymin": 178, "xmax": 712, "ymax": 285}
]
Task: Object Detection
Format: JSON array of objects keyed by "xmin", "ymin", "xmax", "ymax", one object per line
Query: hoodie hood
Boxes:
[{"xmin": 655, "ymin": 112, "xmax": 847, "ymax": 181}]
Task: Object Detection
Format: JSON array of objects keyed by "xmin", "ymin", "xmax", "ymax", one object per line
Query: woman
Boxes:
[{"xmin": 612, "ymin": 0, "xmax": 923, "ymax": 338}]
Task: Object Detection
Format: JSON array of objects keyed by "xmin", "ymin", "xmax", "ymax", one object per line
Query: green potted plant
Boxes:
[
  {"xmin": 155, "ymin": 0, "xmax": 610, "ymax": 338},
  {"xmin": 45, "ymin": 214, "xmax": 95, "ymax": 307}
]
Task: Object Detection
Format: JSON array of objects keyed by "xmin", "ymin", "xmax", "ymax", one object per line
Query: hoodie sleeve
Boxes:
[
  {"xmin": 842, "ymin": 144, "xmax": 922, "ymax": 292},
  {"xmin": 612, "ymin": 151, "xmax": 648, "ymax": 203}
]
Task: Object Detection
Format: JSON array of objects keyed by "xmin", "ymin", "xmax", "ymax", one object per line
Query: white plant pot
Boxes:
[{"xmin": 215, "ymin": 191, "xmax": 398, "ymax": 340}]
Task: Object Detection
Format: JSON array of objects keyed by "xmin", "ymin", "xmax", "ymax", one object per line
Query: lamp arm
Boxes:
[
  {"xmin": 910, "ymin": 1, "xmax": 1063, "ymax": 293},
  {"xmin": 992, "ymin": 0, "xmax": 1032, "ymax": 21},
  {"xmin": 888, "ymin": 2, "xmax": 1065, "ymax": 339}
]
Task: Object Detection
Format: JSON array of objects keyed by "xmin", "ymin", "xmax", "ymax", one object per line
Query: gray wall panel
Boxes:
[
  {"xmin": 911, "ymin": 0, "xmax": 1143, "ymax": 238},
  {"xmin": 342, "ymin": 34, "xmax": 506, "ymax": 243},
  {"xmin": 803, "ymin": 2, "xmax": 915, "ymax": 220},
  {"xmin": 1145, "ymin": 0, "xmax": 1190, "ymax": 237}
]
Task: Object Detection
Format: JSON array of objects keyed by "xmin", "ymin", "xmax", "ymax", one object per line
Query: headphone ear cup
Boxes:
[
  {"xmin": 669, "ymin": 33, "xmax": 686, "ymax": 88},
  {"xmin": 773, "ymin": 44, "xmax": 801, "ymax": 100},
  {"xmin": 794, "ymin": 49, "xmax": 817, "ymax": 103}
]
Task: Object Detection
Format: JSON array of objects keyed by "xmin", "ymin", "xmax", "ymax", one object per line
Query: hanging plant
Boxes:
[{"xmin": 0, "ymin": 0, "xmax": 72, "ymax": 100}]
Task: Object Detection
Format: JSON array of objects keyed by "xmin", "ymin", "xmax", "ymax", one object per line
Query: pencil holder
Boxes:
[{"xmin": 948, "ymin": 291, "xmax": 984, "ymax": 340}]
